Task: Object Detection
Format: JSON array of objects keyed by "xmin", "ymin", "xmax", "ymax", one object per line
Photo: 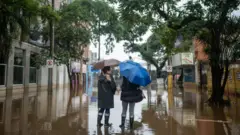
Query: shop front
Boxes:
[{"xmin": 171, "ymin": 53, "xmax": 196, "ymax": 91}]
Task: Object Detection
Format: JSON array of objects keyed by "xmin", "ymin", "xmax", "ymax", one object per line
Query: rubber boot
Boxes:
[
  {"xmin": 119, "ymin": 116, "xmax": 126, "ymax": 128},
  {"xmin": 97, "ymin": 114, "xmax": 103, "ymax": 127},
  {"xmin": 130, "ymin": 117, "xmax": 134, "ymax": 129},
  {"xmin": 104, "ymin": 115, "xmax": 112, "ymax": 127}
]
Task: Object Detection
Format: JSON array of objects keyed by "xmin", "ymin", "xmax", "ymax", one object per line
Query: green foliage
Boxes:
[
  {"xmin": 114, "ymin": 0, "xmax": 240, "ymax": 63},
  {"xmin": 114, "ymin": 0, "xmax": 240, "ymax": 97},
  {"xmin": 110, "ymin": 0, "xmax": 195, "ymax": 73},
  {"xmin": 65, "ymin": 0, "xmax": 120, "ymax": 54},
  {"xmin": 38, "ymin": 0, "xmax": 121, "ymax": 69},
  {"xmin": 0, "ymin": 0, "xmax": 58, "ymax": 59}
]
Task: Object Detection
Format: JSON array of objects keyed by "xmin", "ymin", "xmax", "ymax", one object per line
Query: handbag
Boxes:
[{"xmin": 136, "ymin": 88, "xmax": 145, "ymax": 102}]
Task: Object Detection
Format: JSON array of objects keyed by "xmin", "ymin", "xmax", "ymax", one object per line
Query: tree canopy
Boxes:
[
  {"xmin": 36, "ymin": 0, "xmax": 121, "ymax": 86},
  {"xmin": 111, "ymin": 0, "xmax": 240, "ymax": 104},
  {"xmin": 0, "ymin": 0, "xmax": 58, "ymax": 59}
]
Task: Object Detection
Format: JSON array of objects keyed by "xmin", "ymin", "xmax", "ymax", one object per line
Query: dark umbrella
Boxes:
[{"xmin": 92, "ymin": 59, "xmax": 120, "ymax": 69}]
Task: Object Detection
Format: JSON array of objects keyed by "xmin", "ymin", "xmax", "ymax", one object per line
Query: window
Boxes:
[
  {"xmin": 0, "ymin": 65, "xmax": 6, "ymax": 86},
  {"xmin": 0, "ymin": 55, "xmax": 6, "ymax": 86},
  {"xmin": 13, "ymin": 48, "xmax": 24, "ymax": 84},
  {"xmin": 29, "ymin": 52, "xmax": 37, "ymax": 83}
]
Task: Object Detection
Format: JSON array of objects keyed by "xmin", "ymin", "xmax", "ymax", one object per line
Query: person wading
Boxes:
[
  {"xmin": 97, "ymin": 66, "xmax": 116, "ymax": 127},
  {"xmin": 119, "ymin": 76, "xmax": 144, "ymax": 129}
]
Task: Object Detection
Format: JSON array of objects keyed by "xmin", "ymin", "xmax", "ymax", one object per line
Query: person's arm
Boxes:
[
  {"xmin": 99, "ymin": 74, "xmax": 111, "ymax": 83},
  {"xmin": 121, "ymin": 76, "xmax": 126, "ymax": 91},
  {"xmin": 110, "ymin": 75, "xmax": 117, "ymax": 94}
]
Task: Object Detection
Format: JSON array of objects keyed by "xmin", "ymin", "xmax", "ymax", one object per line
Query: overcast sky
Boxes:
[{"xmin": 90, "ymin": 30, "xmax": 152, "ymax": 65}]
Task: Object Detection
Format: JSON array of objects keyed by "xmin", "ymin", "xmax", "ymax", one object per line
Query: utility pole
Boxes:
[
  {"xmin": 98, "ymin": 21, "xmax": 101, "ymax": 61},
  {"xmin": 47, "ymin": 0, "xmax": 55, "ymax": 123},
  {"xmin": 146, "ymin": 44, "xmax": 151, "ymax": 106},
  {"xmin": 48, "ymin": 0, "xmax": 55, "ymax": 94}
]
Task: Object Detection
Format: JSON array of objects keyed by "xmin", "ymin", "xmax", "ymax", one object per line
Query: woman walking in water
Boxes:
[
  {"xmin": 119, "ymin": 76, "xmax": 144, "ymax": 129},
  {"xmin": 97, "ymin": 66, "xmax": 116, "ymax": 127}
]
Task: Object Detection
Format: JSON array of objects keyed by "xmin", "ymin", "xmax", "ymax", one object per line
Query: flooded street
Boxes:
[{"xmin": 0, "ymin": 88, "xmax": 240, "ymax": 135}]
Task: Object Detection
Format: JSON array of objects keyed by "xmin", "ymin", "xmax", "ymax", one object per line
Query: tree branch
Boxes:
[
  {"xmin": 153, "ymin": 5, "xmax": 169, "ymax": 20},
  {"xmin": 168, "ymin": 15, "xmax": 202, "ymax": 30}
]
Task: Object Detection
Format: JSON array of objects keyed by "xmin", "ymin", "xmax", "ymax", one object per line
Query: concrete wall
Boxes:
[
  {"xmin": 39, "ymin": 65, "xmax": 70, "ymax": 88},
  {"xmin": 172, "ymin": 54, "xmax": 182, "ymax": 67}
]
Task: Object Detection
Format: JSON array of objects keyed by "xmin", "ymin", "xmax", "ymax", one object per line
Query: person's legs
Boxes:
[
  {"xmin": 121, "ymin": 101, "xmax": 128, "ymax": 117},
  {"xmin": 129, "ymin": 103, "xmax": 135, "ymax": 129},
  {"xmin": 104, "ymin": 109, "xmax": 111, "ymax": 127},
  {"xmin": 119, "ymin": 101, "xmax": 128, "ymax": 128},
  {"xmin": 97, "ymin": 108, "xmax": 105, "ymax": 126},
  {"xmin": 129, "ymin": 103, "xmax": 135, "ymax": 118}
]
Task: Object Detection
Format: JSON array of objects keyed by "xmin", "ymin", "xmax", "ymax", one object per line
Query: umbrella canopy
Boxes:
[
  {"xmin": 92, "ymin": 59, "xmax": 120, "ymax": 70},
  {"xmin": 119, "ymin": 60, "xmax": 151, "ymax": 86}
]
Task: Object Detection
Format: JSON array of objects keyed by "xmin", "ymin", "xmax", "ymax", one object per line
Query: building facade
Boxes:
[
  {"xmin": 193, "ymin": 38, "xmax": 240, "ymax": 95},
  {"xmin": 171, "ymin": 52, "xmax": 196, "ymax": 90}
]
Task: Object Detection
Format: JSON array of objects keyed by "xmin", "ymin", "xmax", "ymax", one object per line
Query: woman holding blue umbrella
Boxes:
[{"xmin": 119, "ymin": 60, "xmax": 151, "ymax": 129}]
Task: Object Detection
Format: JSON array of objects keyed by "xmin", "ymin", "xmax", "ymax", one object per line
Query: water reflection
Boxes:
[
  {"xmin": 0, "ymin": 87, "xmax": 239, "ymax": 135},
  {"xmin": 142, "ymin": 89, "xmax": 240, "ymax": 135}
]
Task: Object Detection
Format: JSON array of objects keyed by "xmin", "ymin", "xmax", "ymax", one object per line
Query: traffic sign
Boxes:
[
  {"xmin": 46, "ymin": 59, "xmax": 54, "ymax": 68},
  {"xmin": 167, "ymin": 66, "xmax": 172, "ymax": 72}
]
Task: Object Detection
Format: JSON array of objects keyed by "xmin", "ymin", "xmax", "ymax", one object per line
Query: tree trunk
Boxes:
[
  {"xmin": 221, "ymin": 60, "xmax": 229, "ymax": 96},
  {"xmin": 209, "ymin": 64, "xmax": 223, "ymax": 104},
  {"xmin": 156, "ymin": 67, "xmax": 161, "ymax": 78},
  {"xmin": 79, "ymin": 59, "xmax": 83, "ymax": 90},
  {"xmin": 199, "ymin": 62, "xmax": 203, "ymax": 89},
  {"xmin": 66, "ymin": 63, "xmax": 73, "ymax": 91},
  {"xmin": 208, "ymin": 29, "xmax": 227, "ymax": 105},
  {"xmin": 66, "ymin": 63, "xmax": 74, "ymax": 114},
  {"xmin": 79, "ymin": 59, "xmax": 83, "ymax": 106}
]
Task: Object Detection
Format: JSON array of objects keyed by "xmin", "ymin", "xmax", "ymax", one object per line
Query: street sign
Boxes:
[
  {"xmin": 167, "ymin": 66, "xmax": 172, "ymax": 72},
  {"xmin": 46, "ymin": 59, "xmax": 54, "ymax": 68}
]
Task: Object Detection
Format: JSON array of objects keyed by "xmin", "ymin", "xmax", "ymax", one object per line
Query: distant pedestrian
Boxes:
[
  {"xmin": 119, "ymin": 76, "xmax": 144, "ymax": 129},
  {"xmin": 97, "ymin": 66, "xmax": 116, "ymax": 127}
]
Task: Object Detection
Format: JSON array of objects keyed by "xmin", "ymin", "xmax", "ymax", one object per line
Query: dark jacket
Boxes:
[
  {"xmin": 98, "ymin": 74, "xmax": 116, "ymax": 109},
  {"xmin": 121, "ymin": 77, "xmax": 142, "ymax": 103}
]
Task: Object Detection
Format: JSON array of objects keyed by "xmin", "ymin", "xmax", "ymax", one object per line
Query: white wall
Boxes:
[
  {"xmin": 172, "ymin": 53, "xmax": 182, "ymax": 67},
  {"xmin": 40, "ymin": 64, "xmax": 70, "ymax": 86}
]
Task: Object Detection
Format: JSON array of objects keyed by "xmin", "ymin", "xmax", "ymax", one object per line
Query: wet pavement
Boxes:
[{"xmin": 0, "ymin": 87, "xmax": 240, "ymax": 135}]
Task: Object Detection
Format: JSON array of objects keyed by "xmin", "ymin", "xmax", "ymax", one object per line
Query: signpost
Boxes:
[
  {"xmin": 46, "ymin": 59, "xmax": 54, "ymax": 68},
  {"xmin": 167, "ymin": 66, "xmax": 173, "ymax": 73}
]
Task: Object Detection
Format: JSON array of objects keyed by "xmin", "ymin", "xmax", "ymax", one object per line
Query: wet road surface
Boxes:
[{"xmin": 0, "ymin": 88, "xmax": 240, "ymax": 135}]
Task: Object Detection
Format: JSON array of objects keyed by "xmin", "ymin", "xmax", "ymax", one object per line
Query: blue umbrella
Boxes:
[
  {"xmin": 91, "ymin": 66, "xmax": 100, "ymax": 73},
  {"xmin": 119, "ymin": 60, "xmax": 151, "ymax": 86}
]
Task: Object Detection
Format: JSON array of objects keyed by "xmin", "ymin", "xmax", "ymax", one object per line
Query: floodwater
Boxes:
[{"xmin": 0, "ymin": 87, "xmax": 240, "ymax": 135}]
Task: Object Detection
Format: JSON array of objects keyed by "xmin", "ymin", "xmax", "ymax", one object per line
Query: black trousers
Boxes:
[{"xmin": 98, "ymin": 108, "xmax": 110, "ymax": 116}]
